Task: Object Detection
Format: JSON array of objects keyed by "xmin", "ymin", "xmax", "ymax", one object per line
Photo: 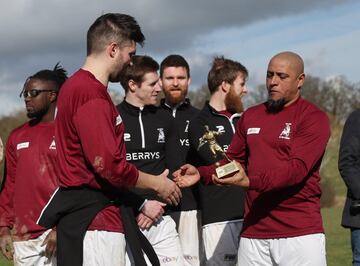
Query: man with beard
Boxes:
[
  {"xmin": 182, "ymin": 56, "xmax": 248, "ymax": 265},
  {"xmin": 158, "ymin": 54, "xmax": 200, "ymax": 266},
  {"xmin": 0, "ymin": 64, "xmax": 67, "ymax": 265},
  {"xmin": 175, "ymin": 51, "xmax": 330, "ymax": 266},
  {"xmin": 37, "ymin": 14, "xmax": 181, "ymax": 266}
]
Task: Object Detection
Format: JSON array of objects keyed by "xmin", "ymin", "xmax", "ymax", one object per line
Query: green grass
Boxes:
[
  {"xmin": 0, "ymin": 254, "xmax": 12, "ymax": 266},
  {"xmin": 322, "ymin": 206, "xmax": 352, "ymax": 266},
  {"xmin": 0, "ymin": 207, "xmax": 352, "ymax": 266}
]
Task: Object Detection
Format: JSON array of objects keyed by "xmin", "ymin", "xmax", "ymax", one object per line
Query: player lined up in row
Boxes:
[{"xmin": 1, "ymin": 12, "xmax": 348, "ymax": 266}]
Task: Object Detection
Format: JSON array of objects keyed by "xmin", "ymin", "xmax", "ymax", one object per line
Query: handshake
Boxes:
[{"xmin": 153, "ymin": 162, "xmax": 249, "ymax": 208}]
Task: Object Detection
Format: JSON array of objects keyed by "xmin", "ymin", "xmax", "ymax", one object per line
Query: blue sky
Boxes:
[{"xmin": 0, "ymin": 0, "xmax": 359, "ymax": 116}]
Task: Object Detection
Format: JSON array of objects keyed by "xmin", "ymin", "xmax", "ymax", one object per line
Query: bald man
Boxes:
[{"xmin": 174, "ymin": 51, "xmax": 330, "ymax": 265}]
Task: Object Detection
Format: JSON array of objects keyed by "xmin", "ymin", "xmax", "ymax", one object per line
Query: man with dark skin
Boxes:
[
  {"xmin": 175, "ymin": 51, "xmax": 330, "ymax": 266},
  {"xmin": 0, "ymin": 64, "xmax": 67, "ymax": 265}
]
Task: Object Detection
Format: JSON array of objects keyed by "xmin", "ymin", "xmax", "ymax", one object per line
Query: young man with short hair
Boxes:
[
  {"xmin": 37, "ymin": 14, "xmax": 181, "ymax": 266},
  {"xmin": 118, "ymin": 55, "xmax": 184, "ymax": 265}
]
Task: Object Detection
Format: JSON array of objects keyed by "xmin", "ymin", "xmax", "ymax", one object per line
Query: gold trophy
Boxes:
[{"xmin": 197, "ymin": 125, "xmax": 239, "ymax": 178}]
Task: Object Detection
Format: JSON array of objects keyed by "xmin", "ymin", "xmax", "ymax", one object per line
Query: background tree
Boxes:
[{"xmin": 188, "ymin": 84, "xmax": 210, "ymax": 109}]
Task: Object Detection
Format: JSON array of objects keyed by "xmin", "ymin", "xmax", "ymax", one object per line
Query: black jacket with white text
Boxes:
[
  {"xmin": 187, "ymin": 102, "xmax": 245, "ymax": 225},
  {"xmin": 117, "ymin": 100, "xmax": 179, "ymax": 203},
  {"xmin": 158, "ymin": 98, "xmax": 200, "ymax": 211}
]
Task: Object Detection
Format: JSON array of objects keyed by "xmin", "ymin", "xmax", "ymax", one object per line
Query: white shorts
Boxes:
[
  {"xmin": 126, "ymin": 215, "xmax": 184, "ymax": 265},
  {"xmin": 171, "ymin": 210, "xmax": 201, "ymax": 266},
  {"xmin": 238, "ymin": 233, "xmax": 327, "ymax": 266},
  {"xmin": 83, "ymin": 230, "xmax": 126, "ymax": 266},
  {"xmin": 202, "ymin": 220, "xmax": 242, "ymax": 266},
  {"xmin": 13, "ymin": 229, "xmax": 57, "ymax": 266}
]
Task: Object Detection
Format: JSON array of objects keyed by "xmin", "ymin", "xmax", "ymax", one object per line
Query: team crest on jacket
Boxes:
[
  {"xmin": 279, "ymin": 123, "xmax": 292, "ymax": 139},
  {"xmin": 49, "ymin": 139, "xmax": 56, "ymax": 150},
  {"xmin": 157, "ymin": 128, "xmax": 165, "ymax": 143}
]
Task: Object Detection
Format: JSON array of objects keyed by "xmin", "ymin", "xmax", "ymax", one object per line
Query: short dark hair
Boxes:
[
  {"xmin": 120, "ymin": 55, "xmax": 159, "ymax": 93},
  {"xmin": 20, "ymin": 63, "xmax": 68, "ymax": 98},
  {"xmin": 207, "ymin": 56, "xmax": 248, "ymax": 94},
  {"xmin": 87, "ymin": 13, "xmax": 145, "ymax": 55},
  {"xmin": 160, "ymin": 54, "xmax": 190, "ymax": 78},
  {"xmin": 28, "ymin": 62, "xmax": 68, "ymax": 91}
]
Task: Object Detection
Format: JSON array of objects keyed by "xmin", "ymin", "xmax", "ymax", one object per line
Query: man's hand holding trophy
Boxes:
[{"xmin": 173, "ymin": 125, "xmax": 249, "ymax": 189}]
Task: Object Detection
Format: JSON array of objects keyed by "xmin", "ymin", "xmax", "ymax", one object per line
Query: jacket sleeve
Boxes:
[
  {"xmin": 73, "ymin": 99, "xmax": 139, "ymax": 189},
  {"xmin": 119, "ymin": 189, "xmax": 146, "ymax": 213},
  {"xmin": 226, "ymin": 114, "xmax": 247, "ymax": 167},
  {"xmin": 0, "ymin": 133, "xmax": 17, "ymax": 232},
  {"xmin": 186, "ymin": 120, "xmax": 219, "ymax": 185},
  {"xmin": 164, "ymin": 119, "xmax": 181, "ymax": 175},
  {"xmin": 339, "ymin": 110, "xmax": 360, "ymax": 199}
]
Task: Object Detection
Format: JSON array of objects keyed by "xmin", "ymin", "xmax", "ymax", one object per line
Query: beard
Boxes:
[
  {"xmin": 109, "ymin": 68, "xmax": 123, "ymax": 83},
  {"xmin": 27, "ymin": 105, "xmax": 50, "ymax": 119},
  {"xmin": 225, "ymin": 89, "xmax": 244, "ymax": 113},
  {"xmin": 164, "ymin": 88, "xmax": 188, "ymax": 106},
  {"xmin": 266, "ymin": 98, "xmax": 286, "ymax": 113},
  {"xmin": 110, "ymin": 59, "xmax": 130, "ymax": 83}
]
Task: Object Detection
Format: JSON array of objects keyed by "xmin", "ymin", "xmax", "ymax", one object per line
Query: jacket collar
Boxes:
[
  {"xmin": 160, "ymin": 98, "xmax": 191, "ymax": 111},
  {"xmin": 205, "ymin": 101, "xmax": 242, "ymax": 119},
  {"xmin": 120, "ymin": 100, "xmax": 157, "ymax": 116}
]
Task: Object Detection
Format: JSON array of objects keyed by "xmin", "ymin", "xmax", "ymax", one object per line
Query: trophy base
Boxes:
[{"xmin": 215, "ymin": 160, "xmax": 239, "ymax": 179}]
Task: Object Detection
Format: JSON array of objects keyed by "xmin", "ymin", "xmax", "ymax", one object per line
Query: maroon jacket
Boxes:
[
  {"xmin": 55, "ymin": 69, "xmax": 139, "ymax": 232},
  {"xmin": 0, "ymin": 121, "xmax": 57, "ymax": 240},
  {"xmin": 200, "ymin": 97, "xmax": 330, "ymax": 238}
]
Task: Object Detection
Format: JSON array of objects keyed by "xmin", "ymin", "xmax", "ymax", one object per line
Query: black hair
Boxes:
[
  {"xmin": 87, "ymin": 13, "xmax": 145, "ymax": 55},
  {"xmin": 160, "ymin": 54, "xmax": 190, "ymax": 78},
  {"xmin": 120, "ymin": 55, "xmax": 159, "ymax": 93},
  {"xmin": 28, "ymin": 62, "xmax": 68, "ymax": 91}
]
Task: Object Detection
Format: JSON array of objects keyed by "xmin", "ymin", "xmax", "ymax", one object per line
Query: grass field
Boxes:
[
  {"xmin": 0, "ymin": 206, "xmax": 352, "ymax": 265},
  {"xmin": 323, "ymin": 206, "xmax": 352, "ymax": 266}
]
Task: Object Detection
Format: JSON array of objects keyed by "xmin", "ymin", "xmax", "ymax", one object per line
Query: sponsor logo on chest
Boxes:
[
  {"xmin": 126, "ymin": 151, "xmax": 160, "ymax": 161},
  {"xmin": 17, "ymin": 142, "xmax": 29, "ymax": 150},
  {"xmin": 247, "ymin": 128, "xmax": 260, "ymax": 135}
]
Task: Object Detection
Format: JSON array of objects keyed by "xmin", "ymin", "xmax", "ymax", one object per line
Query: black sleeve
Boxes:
[
  {"xmin": 165, "ymin": 119, "xmax": 182, "ymax": 176},
  {"xmin": 119, "ymin": 190, "xmax": 145, "ymax": 214},
  {"xmin": 339, "ymin": 110, "xmax": 360, "ymax": 199},
  {"xmin": 186, "ymin": 120, "xmax": 204, "ymax": 168}
]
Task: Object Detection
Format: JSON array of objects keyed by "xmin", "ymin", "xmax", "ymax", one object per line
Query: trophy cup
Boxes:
[{"xmin": 197, "ymin": 125, "xmax": 239, "ymax": 178}]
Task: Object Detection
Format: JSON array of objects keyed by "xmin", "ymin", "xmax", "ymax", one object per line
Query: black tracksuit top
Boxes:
[
  {"xmin": 187, "ymin": 102, "xmax": 245, "ymax": 225},
  {"xmin": 117, "ymin": 100, "xmax": 178, "ymax": 202},
  {"xmin": 158, "ymin": 98, "xmax": 200, "ymax": 211}
]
